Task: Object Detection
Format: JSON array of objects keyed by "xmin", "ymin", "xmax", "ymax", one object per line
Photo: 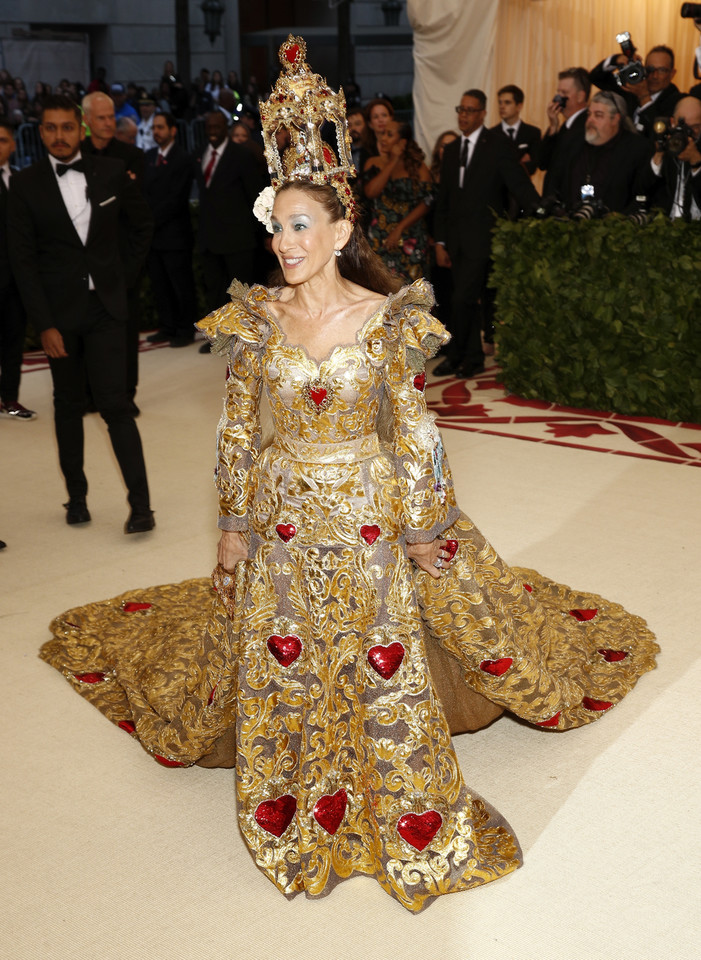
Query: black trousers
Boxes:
[
  {"xmin": 0, "ymin": 282, "xmax": 27, "ymax": 404},
  {"xmin": 201, "ymin": 248, "xmax": 255, "ymax": 313},
  {"xmin": 447, "ymin": 255, "xmax": 490, "ymax": 369},
  {"xmin": 48, "ymin": 294, "xmax": 150, "ymax": 511},
  {"xmin": 148, "ymin": 247, "xmax": 197, "ymax": 338}
]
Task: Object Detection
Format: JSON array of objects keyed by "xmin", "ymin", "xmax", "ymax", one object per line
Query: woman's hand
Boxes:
[
  {"xmin": 407, "ymin": 539, "xmax": 453, "ymax": 580},
  {"xmin": 217, "ymin": 530, "xmax": 248, "ymax": 571},
  {"xmin": 390, "ymin": 138, "xmax": 407, "ymax": 161},
  {"xmin": 383, "ymin": 226, "xmax": 403, "ymax": 250}
]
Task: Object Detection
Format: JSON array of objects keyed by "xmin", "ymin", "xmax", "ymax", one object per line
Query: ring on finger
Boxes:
[{"xmin": 434, "ymin": 558, "xmax": 443, "ymax": 569}]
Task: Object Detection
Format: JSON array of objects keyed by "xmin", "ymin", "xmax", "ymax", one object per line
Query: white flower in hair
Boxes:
[{"xmin": 253, "ymin": 186, "xmax": 277, "ymax": 233}]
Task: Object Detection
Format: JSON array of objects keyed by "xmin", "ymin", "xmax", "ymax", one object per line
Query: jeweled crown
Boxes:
[{"xmin": 259, "ymin": 35, "xmax": 357, "ymax": 221}]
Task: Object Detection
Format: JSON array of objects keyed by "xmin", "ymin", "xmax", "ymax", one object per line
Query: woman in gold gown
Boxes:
[{"xmin": 40, "ymin": 38, "xmax": 659, "ymax": 913}]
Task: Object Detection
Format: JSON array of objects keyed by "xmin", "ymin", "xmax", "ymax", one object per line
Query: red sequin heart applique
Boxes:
[
  {"xmin": 285, "ymin": 44, "xmax": 300, "ymax": 64},
  {"xmin": 598, "ymin": 648, "xmax": 628, "ymax": 662},
  {"xmin": 413, "ymin": 373, "xmax": 426, "ymax": 392},
  {"xmin": 303, "ymin": 379, "xmax": 333, "ymax": 412},
  {"xmin": 397, "ymin": 810, "xmax": 443, "ymax": 851},
  {"xmin": 73, "ymin": 672, "xmax": 107, "ymax": 684},
  {"xmin": 524, "ymin": 583, "xmax": 533, "ymax": 593},
  {"xmin": 313, "ymin": 789, "xmax": 348, "ymax": 835},
  {"xmin": 569, "ymin": 609, "xmax": 598, "ymax": 621},
  {"xmin": 360, "ymin": 524, "xmax": 381, "ymax": 545},
  {"xmin": 537, "ymin": 712, "xmax": 561, "ymax": 727},
  {"xmin": 582, "ymin": 697, "xmax": 613, "ymax": 712},
  {"xmin": 122, "ymin": 602, "xmax": 152, "ymax": 612},
  {"xmin": 367, "ymin": 642, "xmax": 405, "ymax": 680},
  {"xmin": 255, "ymin": 795, "xmax": 297, "ymax": 837},
  {"xmin": 310, "ymin": 386, "xmax": 327, "ymax": 405},
  {"xmin": 276, "ymin": 523, "xmax": 297, "ymax": 542},
  {"xmin": 479, "ymin": 657, "xmax": 513, "ymax": 677},
  {"xmin": 267, "ymin": 634, "xmax": 302, "ymax": 667},
  {"xmin": 444, "ymin": 539, "xmax": 459, "ymax": 560},
  {"xmin": 118, "ymin": 720, "xmax": 136, "ymax": 734}
]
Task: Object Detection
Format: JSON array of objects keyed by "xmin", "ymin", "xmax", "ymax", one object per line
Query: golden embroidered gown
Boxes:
[{"xmin": 40, "ymin": 279, "xmax": 659, "ymax": 912}]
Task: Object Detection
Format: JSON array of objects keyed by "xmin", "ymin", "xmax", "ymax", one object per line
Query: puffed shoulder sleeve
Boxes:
[
  {"xmin": 379, "ymin": 280, "xmax": 459, "ymax": 543},
  {"xmin": 196, "ymin": 282, "xmax": 271, "ymax": 531}
]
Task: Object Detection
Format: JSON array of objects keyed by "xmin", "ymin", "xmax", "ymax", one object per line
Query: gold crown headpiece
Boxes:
[{"xmin": 258, "ymin": 36, "xmax": 357, "ymax": 222}]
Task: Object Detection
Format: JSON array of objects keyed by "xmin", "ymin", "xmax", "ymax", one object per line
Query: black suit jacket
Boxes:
[
  {"xmin": 539, "ymin": 110, "xmax": 588, "ymax": 197},
  {"xmin": 650, "ymin": 154, "xmax": 701, "ymax": 216},
  {"xmin": 557, "ymin": 129, "xmax": 656, "ymax": 212},
  {"xmin": 81, "ymin": 136, "xmax": 145, "ymax": 183},
  {"xmin": 194, "ymin": 140, "xmax": 267, "ymax": 254},
  {"xmin": 143, "ymin": 144, "xmax": 194, "ymax": 250},
  {"xmin": 8, "ymin": 154, "xmax": 153, "ymax": 335},
  {"xmin": 489, "ymin": 120, "xmax": 541, "ymax": 174},
  {"xmin": 589, "ymin": 58, "xmax": 683, "ymax": 138},
  {"xmin": 434, "ymin": 128, "xmax": 540, "ymax": 261},
  {"xmin": 0, "ymin": 170, "xmax": 16, "ymax": 292}
]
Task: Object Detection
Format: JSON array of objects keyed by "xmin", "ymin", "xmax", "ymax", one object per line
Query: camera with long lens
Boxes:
[
  {"xmin": 680, "ymin": 4, "xmax": 701, "ymax": 19},
  {"xmin": 571, "ymin": 198, "xmax": 609, "ymax": 221},
  {"xmin": 614, "ymin": 32, "xmax": 646, "ymax": 87},
  {"xmin": 653, "ymin": 117, "xmax": 701, "ymax": 155}
]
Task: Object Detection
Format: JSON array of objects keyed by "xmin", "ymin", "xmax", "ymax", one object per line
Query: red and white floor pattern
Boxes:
[{"xmin": 428, "ymin": 363, "xmax": 701, "ymax": 469}]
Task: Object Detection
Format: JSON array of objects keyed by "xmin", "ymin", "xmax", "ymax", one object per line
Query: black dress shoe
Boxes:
[
  {"xmin": 125, "ymin": 510, "xmax": 155, "ymax": 534},
  {"xmin": 127, "ymin": 400, "xmax": 140, "ymax": 417},
  {"xmin": 457, "ymin": 363, "xmax": 486, "ymax": 379},
  {"xmin": 199, "ymin": 342, "xmax": 212, "ymax": 354},
  {"xmin": 64, "ymin": 499, "xmax": 91, "ymax": 525},
  {"xmin": 169, "ymin": 336, "xmax": 194, "ymax": 348},
  {"xmin": 433, "ymin": 358, "xmax": 459, "ymax": 376},
  {"xmin": 0, "ymin": 540, "xmax": 6, "ymax": 550},
  {"xmin": 146, "ymin": 331, "xmax": 170, "ymax": 343}
]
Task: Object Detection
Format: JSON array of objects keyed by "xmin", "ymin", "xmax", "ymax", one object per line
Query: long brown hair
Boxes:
[{"xmin": 270, "ymin": 181, "xmax": 401, "ymax": 295}]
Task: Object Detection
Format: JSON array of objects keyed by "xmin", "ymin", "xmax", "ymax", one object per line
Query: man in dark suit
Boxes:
[
  {"xmin": 0, "ymin": 119, "xmax": 36, "ymax": 421},
  {"xmin": 8, "ymin": 95, "xmax": 155, "ymax": 532},
  {"xmin": 650, "ymin": 96, "xmax": 701, "ymax": 219},
  {"xmin": 195, "ymin": 111, "xmax": 266, "ymax": 352},
  {"xmin": 81, "ymin": 91, "xmax": 145, "ymax": 408},
  {"xmin": 434, "ymin": 89, "xmax": 539, "ymax": 378},
  {"xmin": 589, "ymin": 45, "xmax": 683, "ymax": 140},
  {"xmin": 539, "ymin": 67, "xmax": 590, "ymax": 198},
  {"xmin": 490, "ymin": 84, "xmax": 541, "ymax": 175},
  {"xmin": 143, "ymin": 111, "xmax": 197, "ymax": 347},
  {"xmin": 551, "ymin": 92, "xmax": 656, "ymax": 213}
]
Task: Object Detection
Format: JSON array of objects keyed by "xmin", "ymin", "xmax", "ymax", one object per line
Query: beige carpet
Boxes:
[{"xmin": 1, "ymin": 345, "xmax": 699, "ymax": 960}]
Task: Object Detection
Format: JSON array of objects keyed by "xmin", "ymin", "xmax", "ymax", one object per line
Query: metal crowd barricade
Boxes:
[{"xmin": 14, "ymin": 123, "xmax": 47, "ymax": 168}]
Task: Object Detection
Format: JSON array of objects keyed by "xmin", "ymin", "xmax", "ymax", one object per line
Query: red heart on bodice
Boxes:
[
  {"xmin": 598, "ymin": 648, "xmax": 629, "ymax": 662},
  {"xmin": 537, "ymin": 712, "xmax": 561, "ymax": 727},
  {"xmin": 309, "ymin": 387, "xmax": 327, "ymax": 406},
  {"xmin": 360, "ymin": 524, "xmax": 381, "ymax": 544},
  {"xmin": 569, "ymin": 608, "xmax": 598, "ymax": 621},
  {"xmin": 479, "ymin": 657, "xmax": 513, "ymax": 677},
  {"xmin": 444, "ymin": 539, "xmax": 458, "ymax": 560},
  {"xmin": 413, "ymin": 373, "xmax": 426, "ymax": 392},
  {"xmin": 523, "ymin": 583, "xmax": 533, "ymax": 592},
  {"xmin": 276, "ymin": 523, "xmax": 297, "ymax": 542},
  {"xmin": 367, "ymin": 642, "xmax": 405, "ymax": 679},
  {"xmin": 73, "ymin": 672, "xmax": 107, "ymax": 684},
  {"xmin": 122, "ymin": 602, "xmax": 152, "ymax": 612},
  {"xmin": 285, "ymin": 44, "xmax": 300, "ymax": 64},
  {"xmin": 267, "ymin": 634, "xmax": 302, "ymax": 667},
  {"xmin": 582, "ymin": 697, "xmax": 613, "ymax": 712},
  {"xmin": 118, "ymin": 720, "xmax": 136, "ymax": 734},
  {"xmin": 313, "ymin": 789, "xmax": 347, "ymax": 835},
  {"xmin": 255, "ymin": 795, "xmax": 297, "ymax": 837},
  {"xmin": 396, "ymin": 810, "xmax": 443, "ymax": 851}
]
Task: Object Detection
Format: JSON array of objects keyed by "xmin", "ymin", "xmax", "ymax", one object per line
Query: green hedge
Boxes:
[{"xmin": 490, "ymin": 214, "xmax": 701, "ymax": 422}]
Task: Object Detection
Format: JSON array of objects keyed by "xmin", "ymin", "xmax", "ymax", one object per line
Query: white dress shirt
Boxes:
[
  {"xmin": 0, "ymin": 163, "xmax": 11, "ymax": 191},
  {"xmin": 49, "ymin": 153, "xmax": 94, "ymax": 288}
]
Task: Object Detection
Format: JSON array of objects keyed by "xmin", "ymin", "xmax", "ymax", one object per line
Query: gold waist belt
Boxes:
[{"xmin": 275, "ymin": 432, "xmax": 382, "ymax": 464}]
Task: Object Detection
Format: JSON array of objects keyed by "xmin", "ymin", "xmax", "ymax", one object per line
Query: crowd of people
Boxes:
[{"xmin": 1, "ymin": 38, "xmax": 701, "ymax": 535}]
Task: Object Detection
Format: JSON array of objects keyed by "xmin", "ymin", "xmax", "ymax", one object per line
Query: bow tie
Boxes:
[{"xmin": 56, "ymin": 159, "xmax": 85, "ymax": 177}]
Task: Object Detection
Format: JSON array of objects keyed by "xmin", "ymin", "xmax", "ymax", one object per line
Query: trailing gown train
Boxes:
[{"xmin": 40, "ymin": 279, "xmax": 659, "ymax": 912}]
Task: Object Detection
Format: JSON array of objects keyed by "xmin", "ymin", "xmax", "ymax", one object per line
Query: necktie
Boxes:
[
  {"xmin": 460, "ymin": 139, "xmax": 468, "ymax": 168},
  {"xmin": 157, "ymin": 153, "xmax": 165, "ymax": 167},
  {"xmin": 204, "ymin": 148, "xmax": 218, "ymax": 186},
  {"xmin": 507, "ymin": 127, "xmax": 515, "ymax": 139},
  {"xmin": 56, "ymin": 159, "xmax": 85, "ymax": 177},
  {"xmin": 0, "ymin": 169, "xmax": 8, "ymax": 194}
]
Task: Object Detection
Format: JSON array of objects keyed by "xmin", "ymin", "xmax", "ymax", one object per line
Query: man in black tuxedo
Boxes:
[
  {"xmin": 434, "ymin": 89, "xmax": 539, "ymax": 378},
  {"xmin": 8, "ymin": 95, "xmax": 155, "ymax": 532},
  {"xmin": 552, "ymin": 92, "xmax": 656, "ymax": 214},
  {"xmin": 650, "ymin": 96, "xmax": 701, "ymax": 219},
  {"xmin": 490, "ymin": 84, "xmax": 541, "ymax": 175},
  {"xmin": 589, "ymin": 45, "xmax": 683, "ymax": 141},
  {"xmin": 81, "ymin": 91, "xmax": 145, "ymax": 408},
  {"xmin": 539, "ymin": 67, "xmax": 591, "ymax": 198},
  {"xmin": 0, "ymin": 119, "xmax": 36, "ymax": 421},
  {"xmin": 195, "ymin": 111, "xmax": 267, "ymax": 352},
  {"xmin": 143, "ymin": 111, "xmax": 197, "ymax": 347}
]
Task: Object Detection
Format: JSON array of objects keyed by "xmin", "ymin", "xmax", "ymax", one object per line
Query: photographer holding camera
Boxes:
[
  {"xmin": 650, "ymin": 96, "xmax": 701, "ymax": 220},
  {"xmin": 539, "ymin": 67, "xmax": 590, "ymax": 197},
  {"xmin": 589, "ymin": 42, "xmax": 682, "ymax": 140}
]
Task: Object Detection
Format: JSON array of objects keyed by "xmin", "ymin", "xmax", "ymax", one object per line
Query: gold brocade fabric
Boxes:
[{"xmin": 40, "ymin": 280, "xmax": 659, "ymax": 912}]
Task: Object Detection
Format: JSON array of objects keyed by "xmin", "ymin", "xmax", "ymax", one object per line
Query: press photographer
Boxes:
[{"xmin": 650, "ymin": 96, "xmax": 701, "ymax": 219}]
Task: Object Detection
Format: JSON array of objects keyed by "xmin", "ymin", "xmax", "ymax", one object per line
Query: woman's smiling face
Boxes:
[{"xmin": 271, "ymin": 187, "xmax": 347, "ymax": 285}]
